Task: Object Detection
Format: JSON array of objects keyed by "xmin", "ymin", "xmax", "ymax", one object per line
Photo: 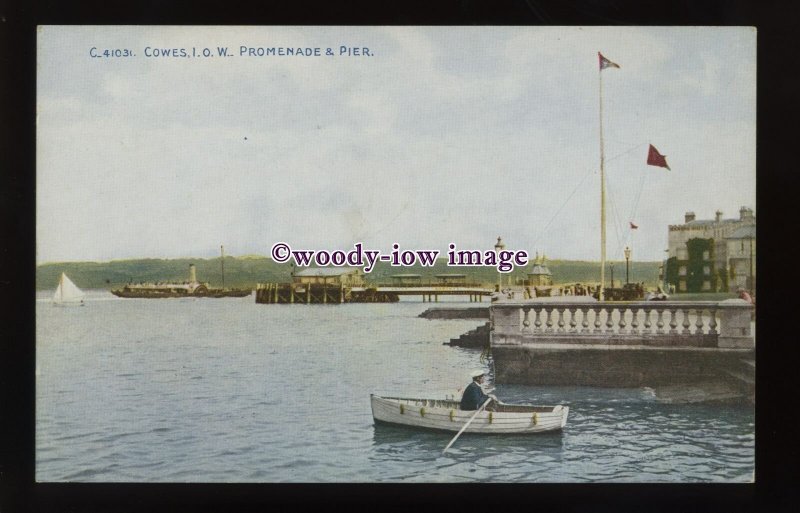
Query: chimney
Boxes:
[
  {"xmin": 189, "ymin": 264, "xmax": 197, "ymax": 283},
  {"xmin": 684, "ymin": 212, "xmax": 696, "ymax": 223},
  {"xmin": 715, "ymin": 210, "xmax": 723, "ymax": 223},
  {"xmin": 740, "ymin": 206, "xmax": 754, "ymax": 221}
]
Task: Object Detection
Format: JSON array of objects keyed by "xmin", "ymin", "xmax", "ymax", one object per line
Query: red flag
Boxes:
[
  {"xmin": 629, "ymin": 222, "xmax": 638, "ymax": 229},
  {"xmin": 598, "ymin": 52, "xmax": 620, "ymax": 70},
  {"xmin": 647, "ymin": 144, "xmax": 670, "ymax": 170}
]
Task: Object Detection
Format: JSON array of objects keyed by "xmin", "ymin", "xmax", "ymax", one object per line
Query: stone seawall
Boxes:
[
  {"xmin": 492, "ymin": 344, "xmax": 754, "ymax": 388},
  {"xmin": 419, "ymin": 307, "xmax": 490, "ymax": 319},
  {"xmin": 447, "ymin": 322, "xmax": 491, "ymax": 348}
]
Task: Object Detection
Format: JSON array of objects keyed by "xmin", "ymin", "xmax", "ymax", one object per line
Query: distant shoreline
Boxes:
[{"xmin": 36, "ymin": 256, "xmax": 662, "ymax": 291}]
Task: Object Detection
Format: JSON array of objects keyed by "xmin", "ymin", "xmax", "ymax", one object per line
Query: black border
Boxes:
[{"xmin": 2, "ymin": 1, "xmax": 796, "ymax": 511}]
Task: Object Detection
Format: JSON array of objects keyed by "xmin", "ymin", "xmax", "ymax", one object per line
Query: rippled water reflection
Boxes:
[{"xmin": 36, "ymin": 291, "xmax": 754, "ymax": 482}]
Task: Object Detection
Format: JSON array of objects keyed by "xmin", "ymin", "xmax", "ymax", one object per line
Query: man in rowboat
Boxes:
[{"xmin": 459, "ymin": 370, "xmax": 497, "ymax": 411}]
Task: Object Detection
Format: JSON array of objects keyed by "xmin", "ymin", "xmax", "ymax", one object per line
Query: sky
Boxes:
[{"xmin": 36, "ymin": 26, "xmax": 756, "ymax": 264}]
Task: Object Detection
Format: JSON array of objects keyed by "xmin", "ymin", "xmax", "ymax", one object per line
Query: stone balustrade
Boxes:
[{"xmin": 491, "ymin": 298, "xmax": 754, "ymax": 349}]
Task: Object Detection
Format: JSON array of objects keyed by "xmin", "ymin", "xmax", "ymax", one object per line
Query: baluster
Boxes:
[
  {"xmin": 708, "ymin": 308, "xmax": 718, "ymax": 335},
  {"xmin": 604, "ymin": 307, "xmax": 615, "ymax": 333},
  {"xmin": 545, "ymin": 308, "xmax": 554, "ymax": 333},
  {"xmin": 669, "ymin": 308, "xmax": 679, "ymax": 334},
  {"xmin": 643, "ymin": 308, "xmax": 652, "ymax": 334},
  {"xmin": 656, "ymin": 308, "xmax": 665, "ymax": 334},
  {"xmin": 533, "ymin": 307, "xmax": 543, "ymax": 332},
  {"xmin": 569, "ymin": 308, "xmax": 578, "ymax": 333},
  {"xmin": 630, "ymin": 307, "xmax": 640, "ymax": 334},
  {"xmin": 522, "ymin": 307, "xmax": 531, "ymax": 333},
  {"xmin": 694, "ymin": 308, "xmax": 705, "ymax": 335},
  {"xmin": 682, "ymin": 308, "xmax": 692, "ymax": 335},
  {"xmin": 618, "ymin": 307, "xmax": 628, "ymax": 334},
  {"xmin": 581, "ymin": 307, "xmax": 591, "ymax": 333},
  {"xmin": 593, "ymin": 307, "xmax": 602, "ymax": 333},
  {"xmin": 557, "ymin": 308, "xmax": 566, "ymax": 333}
]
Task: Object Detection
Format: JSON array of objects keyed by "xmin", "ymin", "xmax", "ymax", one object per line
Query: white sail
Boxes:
[{"xmin": 52, "ymin": 273, "xmax": 86, "ymax": 304}]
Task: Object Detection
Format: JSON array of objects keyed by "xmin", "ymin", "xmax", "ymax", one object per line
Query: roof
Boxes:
[
  {"xmin": 293, "ymin": 267, "xmax": 361, "ymax": 277},
  {"xmin": 528, "ymin": 264, "xmax": 552, "ymax": 276},
  {"xmin": 685, "ymin": 219, "xmax": 740, "ymax": 227},
  {"xmin": 726, "ymin": 225, "xmax": 756, "ymax": 239}
]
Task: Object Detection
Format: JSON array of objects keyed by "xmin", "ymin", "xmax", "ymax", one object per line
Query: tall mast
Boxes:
[
  {"xmin": 596, "ymin": 52, "xmax": 619, "ymax": 300},
  {"xmin": 599, "ymin": 62, "xmax": 606, "ymax": 301},
  {"xmin": 221, "ymin": 245, "xmax": 225, "ymax": 289}
]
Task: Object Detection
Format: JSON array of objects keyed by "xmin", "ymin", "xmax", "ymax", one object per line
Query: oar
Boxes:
[{"xmin": 442, "ymin": 397, "xmax": 493, "ymax": 455}]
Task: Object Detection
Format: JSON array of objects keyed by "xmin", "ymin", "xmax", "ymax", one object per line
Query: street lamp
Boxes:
[
  {"xmin": 610, "ymin": 263, "xmax": 615, "ymax": 289},
  {"xmin": 748, "ymin": 234, "xmax": 754, "ymax": 293},
  {"xmin": 494, "ymin": 236, "xmax": 505, "ymax": 288},
  {"xmin": 624, "ymin": 246, "xmax": 631, "ymax": 285}
]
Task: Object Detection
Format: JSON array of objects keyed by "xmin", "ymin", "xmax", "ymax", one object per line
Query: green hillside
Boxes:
[
  {"xmin": 36, "ymin": 257, "xmax": 288, "ymax": 290},
  {"xmin": 37, "ymin": 256, "xmax": 660, "ymax": 291}
]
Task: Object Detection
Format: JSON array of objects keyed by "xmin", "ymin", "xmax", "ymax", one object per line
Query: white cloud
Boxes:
[{"xmin": 36, "ymin": 26, "xmax": 756, "ymax": 263}]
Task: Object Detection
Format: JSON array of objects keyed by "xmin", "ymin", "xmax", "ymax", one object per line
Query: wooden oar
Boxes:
[{"xmin": 442, "ymin": 397, "xmax": 493, "ymax": 455}]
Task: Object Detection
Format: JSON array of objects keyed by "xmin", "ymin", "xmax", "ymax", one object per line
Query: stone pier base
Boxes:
[{"xmin": 492, "ymin": 344, "xmax": 754, "ymax": 388}]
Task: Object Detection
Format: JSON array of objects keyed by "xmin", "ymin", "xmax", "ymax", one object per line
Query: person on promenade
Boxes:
[
  {"xmin": 738, "ymin": 288, "xmax": 754, "ymax": 304},
  {"xmin": 460, "ymin": 370, "xmax": 496, "ymax": 411}
]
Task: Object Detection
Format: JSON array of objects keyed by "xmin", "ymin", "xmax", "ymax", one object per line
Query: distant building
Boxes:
[
  {"xmin": 525, "ymin": 253, "xmax": 553, "ymax": 287},
  {"xmin": 665, "ymin": 207, "xmax": 755, "ymax": 293},
  {"xmin": 725, "ymin": 225, "xmax": 756, "ymax": 293},
  {"xmin": 292, "ymin": 267, "xmax": 365, "ymax": 287},
  {"xmin": 435, "ymin": 274, "xmax": 467, "ymax": 285},
  {"xmin": 391, "ymin": 274, "xmax": 422, "ymax": 285}
]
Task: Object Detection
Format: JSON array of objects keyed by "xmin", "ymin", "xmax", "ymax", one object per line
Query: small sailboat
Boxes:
[{"xmin": 52, "ymin": 273, "xmax": 86, "ymax": 306}]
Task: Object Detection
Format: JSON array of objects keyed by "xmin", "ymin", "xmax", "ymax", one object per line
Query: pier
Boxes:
[
  {"xmin": 256, "ymin": 270, "xmax": 494, "ymax": 304},
  {"xmin": 255, "ymin": 283, "xmax": 494, "ymax": 304},
  {"xmin": 375, "ymin": 284, "xmax": 493, "ymax": 303},
  {"xmin": 490, "ymin": 298, "xmax": 755, "ymax": 400},
  {"xmin": 255, "ymin": 283, "xmax": 401, "ymax": 304}
]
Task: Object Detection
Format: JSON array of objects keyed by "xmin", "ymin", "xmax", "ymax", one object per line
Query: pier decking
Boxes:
[{"xmin": 255, "ymin": 282, "xmax": 494, "ymax": 304}]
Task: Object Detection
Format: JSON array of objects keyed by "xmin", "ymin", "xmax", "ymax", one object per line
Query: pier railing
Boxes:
[
  {"xmin": 369, "ymin": 281, "xmax": 490, "ymax": 289},
  {"xmin": 490, "ymin": 299, "xmax": 754, "ymax": 349}
]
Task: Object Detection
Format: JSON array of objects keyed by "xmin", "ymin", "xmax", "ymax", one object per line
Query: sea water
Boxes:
[{"xmin": 36, "ymin": 291, "xmax": 754, "ymax": 482}]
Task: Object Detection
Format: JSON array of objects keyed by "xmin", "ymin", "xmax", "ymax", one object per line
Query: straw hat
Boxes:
[{"xmin": 471, "ymin": 369, "xmax": 486, "ymax": 379}]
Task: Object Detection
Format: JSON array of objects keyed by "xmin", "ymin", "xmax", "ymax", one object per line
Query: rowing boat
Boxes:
[{"xmin": 370, "ymin": 394, "xmax": 568, "ymax": 434}]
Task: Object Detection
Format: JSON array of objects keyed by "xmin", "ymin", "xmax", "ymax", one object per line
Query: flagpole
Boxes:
[{"xmin": 599, "ymin": 61, "xmax": 606, "ymax": 302}]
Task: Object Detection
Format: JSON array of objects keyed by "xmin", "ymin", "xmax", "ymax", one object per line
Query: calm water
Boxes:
[{"xmin": 36, "ymin": 291, "xmax": 754, "ymax": 482}]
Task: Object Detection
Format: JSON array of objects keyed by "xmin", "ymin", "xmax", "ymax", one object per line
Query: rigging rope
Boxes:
[
  {"xmin": 605, "ymin": 142, "xmax": 649, "ymax": 260},
  {"xmin": 530, "ymin": 141, "xmax": 648, "ymax": 259},
  {"xmin": 614, "ymin": 171, "xmax": 648, "ymax": 258},
  {"xmin": 531, "ymin": 168, "xmax": 592, "ymax": 250}
]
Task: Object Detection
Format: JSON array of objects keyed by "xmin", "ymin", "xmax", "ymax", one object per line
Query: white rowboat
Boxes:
[{"xmin": 371, "ymin": 394, "xmax": 568, "ymax": 434}]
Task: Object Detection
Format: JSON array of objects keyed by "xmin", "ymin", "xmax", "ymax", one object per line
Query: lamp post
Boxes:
[
  {"xmin": 610, "ymin": 263, "xmax": 615, "ymax": 289},
  {"xmin": 748, "ymin": 235, "xmax": 754, "ymax": 293},
  {"xmin": 494, "ymin": 236, "xmax": 505, "ymax": 289},
  {"xmin": 624, "ymin": 246, "xmax": 631, "ymax": 285}
]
